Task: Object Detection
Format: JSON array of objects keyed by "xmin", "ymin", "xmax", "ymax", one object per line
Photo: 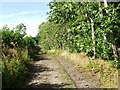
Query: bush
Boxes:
[
  {"xmin": 2, "ymin": 47, "xmax": 31, "ymax": 88},
  {"xmin": 1, "ymin": 24, "xmax": 38, "ymax": 88},
  {"xmin": 1, "ymin": 24, "xmax": 26, "ymax": 48},
  {"xmin": 2, "ymin": 51, "xmax": 29, "ymax": 88}
]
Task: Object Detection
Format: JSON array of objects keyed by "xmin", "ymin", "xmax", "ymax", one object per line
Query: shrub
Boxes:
[{"xmin": 1, "ymin": 24, "xmax": 38, "ymax": 88}]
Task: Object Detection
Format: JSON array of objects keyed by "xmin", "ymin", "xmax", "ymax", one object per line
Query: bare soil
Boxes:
[{"xmin": 23, "ymin": 55, "xmax": 103, "ymax": 89}]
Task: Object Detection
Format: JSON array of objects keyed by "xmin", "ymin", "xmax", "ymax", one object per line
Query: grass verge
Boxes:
[{"xmin": 46, "ymin": 49, "xmax": 118, "ymax": 88}]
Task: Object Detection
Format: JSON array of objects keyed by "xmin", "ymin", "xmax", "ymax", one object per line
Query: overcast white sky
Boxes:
[{"xmin": 0, "ymin": 2, "xmax": 50, "ymax": 37}]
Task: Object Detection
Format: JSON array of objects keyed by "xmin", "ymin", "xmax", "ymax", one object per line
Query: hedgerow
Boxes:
[{"xmin": 1, "ymin": 23, "xmax": 38, "ymax": 88}]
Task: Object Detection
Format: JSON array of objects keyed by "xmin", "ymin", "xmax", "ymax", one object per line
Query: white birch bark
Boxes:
[{"xmin": 90, "ymin": 18, "xmax": 96, "ymax": 59}]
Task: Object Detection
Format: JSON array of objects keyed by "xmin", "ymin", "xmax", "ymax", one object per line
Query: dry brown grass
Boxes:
[
  {"xmin": 46, "ymin": 50, "xmax": 118, "ymax": 88},
  {"xmin": 60, "ymin": 51, "xmax": 89, "ymax": 67},
  {"xmin": 2, "ymin": 47, "xmax": 29, "ymax": 61}
]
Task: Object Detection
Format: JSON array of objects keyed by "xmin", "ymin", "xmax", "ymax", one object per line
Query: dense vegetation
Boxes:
[
  {"xmin": 1, "ymin": 23, "xmax": 38, "ymax": 88},
  {"xmin": 37, "ymin": 2, "xmax": 119, "ymax": 88},
  {"xmin": 1, "ymin": 1, "xmax": 120, "ymax": 88},
  {"xmin": 38, "ymin": 2, "xmax": 120, "ymax": 63}
]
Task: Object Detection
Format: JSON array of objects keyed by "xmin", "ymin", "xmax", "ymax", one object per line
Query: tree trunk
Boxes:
[
  {"xmin": 98, "ymin": 1, "xmax": 107, "ymax": 41},
  {"xmin": 103, "ymin": 0, "xmax": 108, "ymax": 7},
  {"xmin": 86, "ymin": 2, "xmax": 96, "ymax": 59},
  {"xmin": 103, "ymin": 0, "xmax": 119, "ymax": 60},
  {"xmin": 90, "ymin": 18, "xmax": 96, "ymax": 59},
  {"xmin": 112, "ymin": 44, "xmax": 119, "ymax": 60}
]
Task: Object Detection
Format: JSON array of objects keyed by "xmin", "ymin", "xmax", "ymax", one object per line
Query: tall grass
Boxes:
[{"xmin": 2, "ymin": 47, "xmax": 32, "ymax": 88}]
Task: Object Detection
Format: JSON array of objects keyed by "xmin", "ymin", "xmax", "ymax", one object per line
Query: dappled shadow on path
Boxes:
[
  {"xmin": 24, "ymin": 64, "xmax": 52, "ymax": 84},
  {"xmin": 29, "ymin": 64, "xmax": 53, "ymax": 73},
  {"xmin": 23, "ymin": 57, "xmax": 70, "ymax": 89},
  {"xmin": 34, "ymin": 55, "xmax": 51, "ymax": 61},
  {"xmin": 25, "ymin": 83, "xmax": 70, "ymax": 88}
]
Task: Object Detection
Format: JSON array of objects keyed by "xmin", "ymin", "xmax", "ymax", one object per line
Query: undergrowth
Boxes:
[{"xmin": 2, "ymin": 48, "xmax": 32, "ymax": 88}]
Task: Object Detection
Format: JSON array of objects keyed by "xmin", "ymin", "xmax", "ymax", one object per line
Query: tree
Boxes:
[
  {"xmin": 16, "ymin": 23, "xmax": 26, "ymax": 35},
  {"xmin": 38, "ymin": 1, "xmax": 120, "ymax": 60}
]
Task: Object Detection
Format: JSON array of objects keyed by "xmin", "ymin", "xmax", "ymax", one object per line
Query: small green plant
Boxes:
[
  {"xmin": 108, "ymin": 60, "xmax": 118, "ymax": 68},
  {"xmin": 38, "ymin": 51, "xmax": 46, "ymax": 55}
]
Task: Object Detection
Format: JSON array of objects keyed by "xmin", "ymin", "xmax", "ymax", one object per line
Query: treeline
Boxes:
[
  {"xmin": 38, "ymin": 1, "xmax": 120, "ymax": 61},
  {"xmin": 1, "ymin": 23, "xmax": 39, "ymax": 88}
]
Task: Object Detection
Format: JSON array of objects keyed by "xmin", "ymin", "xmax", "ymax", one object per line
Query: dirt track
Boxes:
[{"xmin": 23, "ymin": 55, "xmax": 98, "ymax": 88}]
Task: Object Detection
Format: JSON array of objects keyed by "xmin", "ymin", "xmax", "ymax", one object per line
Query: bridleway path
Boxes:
[{"xmin": 23, "ymin": 55, "xmax": 96, "ymax": 89}]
